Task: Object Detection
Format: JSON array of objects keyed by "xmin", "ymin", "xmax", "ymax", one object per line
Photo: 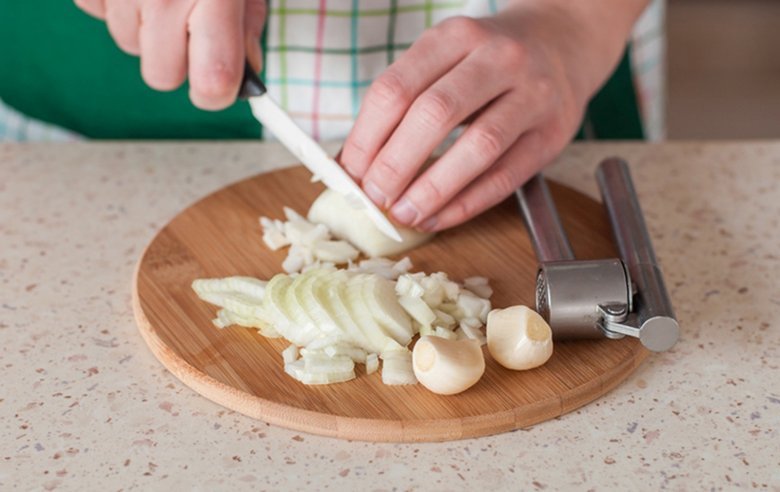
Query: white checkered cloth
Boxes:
[{"xmin": 0, "ymin": 0, "xmax": 665, "ymax": 142}]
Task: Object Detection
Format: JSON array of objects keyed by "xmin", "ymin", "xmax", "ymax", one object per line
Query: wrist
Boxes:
[{"xmin": 496, "ymin": 0, "xmax": 650, "ymax": 105}]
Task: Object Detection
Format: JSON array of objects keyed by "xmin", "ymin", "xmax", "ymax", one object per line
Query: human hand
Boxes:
[
  {"xmin": 341, "ymin": 1, "xmax": 648, "ymax": 231},
  {"xmin": 74, "ymin": 0, "xmax": 266, "ymax": 110}
]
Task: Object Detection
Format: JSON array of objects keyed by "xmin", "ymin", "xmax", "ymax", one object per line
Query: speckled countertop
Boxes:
[{"xmin": 1, "ymin": 142, "xmax": 778, "ymax": 491}]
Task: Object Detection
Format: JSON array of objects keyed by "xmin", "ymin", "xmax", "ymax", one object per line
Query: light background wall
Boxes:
[{"xmin": 666, "ymin": 0, "xmax": 780, "ymax": 139}]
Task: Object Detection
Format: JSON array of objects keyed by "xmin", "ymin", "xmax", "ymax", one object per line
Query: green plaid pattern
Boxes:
[
  {"xmin": 263, "ymin": 0, "xmax": 504, "ymax": 140},
  {"xmin": 0, "ymin": 0, "xmax": 665, "ymax": 142}
]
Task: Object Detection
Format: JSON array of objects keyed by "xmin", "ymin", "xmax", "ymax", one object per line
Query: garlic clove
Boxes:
[
  {"xmin": 486, "ymin": 305, "xmax": 553, "ymax": 370},
  {"xmin": 412, "ymin": 336, "xmax": 485, "ymax": 395}
]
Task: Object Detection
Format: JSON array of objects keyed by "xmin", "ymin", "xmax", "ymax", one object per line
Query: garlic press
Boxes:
[{"xmin": 515, "ymin": 157, "xmax": 679, "ymax": 352}]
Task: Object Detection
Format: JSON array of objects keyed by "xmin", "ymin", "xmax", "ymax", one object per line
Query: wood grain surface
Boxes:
[{"xmin": 132, "ymin": 165, "xmax": 648, "ymax": 442}]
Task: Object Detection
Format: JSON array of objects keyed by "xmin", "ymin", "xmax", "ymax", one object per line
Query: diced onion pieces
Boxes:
[
  {"xmin": 192, "ymin": 277, "xmax": 278, "ymax": 337},
  {"xmin": 260, "ymin": 206, "xmax": 361, "ymax": 273},
  {"xmin": 464, "ymin": 276, "xmax": 493, "ymax": 300},
  {"xmin": 366, "ymin": 353, "xmax": 379, "ymax": 374},
  {"xmin": 193, "ymin": 201, "xmax": 497, "ymax": 389},
  {"xmin": 380, "ymin": 350, "xmax": 417, "ymax": 385},
  {"xmin": 282, "ymin": 345, "xmax": 299, "ymax": 364},
  {"xmin": 393, "ymin": 272, "xmax": 491, "ymax": 346},
  {"xmin": 398, "ymin": 295, "xmax": 437, "ymax": 327}
]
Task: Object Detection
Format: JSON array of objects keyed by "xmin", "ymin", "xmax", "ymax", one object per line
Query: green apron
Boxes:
[{"xmin": 0, "ymin": 1, "xmax": 643, "ymax": 140}]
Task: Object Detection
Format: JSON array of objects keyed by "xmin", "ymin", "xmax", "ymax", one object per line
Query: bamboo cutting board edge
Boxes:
[
  {"xmin": 134, "ymin": 278, "xmax": 648, "ymax": 441},
  {"xmin": 131, "ymin": 166, "xmax": 649, "ymax": 442}
]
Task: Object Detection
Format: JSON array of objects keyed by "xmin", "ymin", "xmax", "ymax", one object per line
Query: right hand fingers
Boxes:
[
  {"xmin": 339, "ymin": 17, "xmax": 477, "ymax": 181},
  {"xmin": 106, "ymin": 1, "xmax": 141, "ymax": 56},
  {"xmin": 245, "ymin": 0, "xmax": 267, "ymax": 72},
  {"xmin": 84, "ymin": 0, "xmax": 266, "ymax": 109},
  {"xmin": 187, "ymin": 0, "xmax": 246, "ymax": 109},
  {"xmin": 361, "ymin": 50, "xmax": 514, "ymax": 212},
  {"xmin": 138, "ymin": 0, "xmax": 190, "ymax": 91}
]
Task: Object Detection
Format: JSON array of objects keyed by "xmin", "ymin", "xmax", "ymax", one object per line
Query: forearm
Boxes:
[{"xmin": 500, "ymin": 0, "xmax": 651, "ymax": 104}]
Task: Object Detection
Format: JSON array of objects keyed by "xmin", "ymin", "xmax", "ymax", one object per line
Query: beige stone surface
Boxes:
[{"xmin": 1, "ymin": 141, "xmax": 777, "ymax": 490}]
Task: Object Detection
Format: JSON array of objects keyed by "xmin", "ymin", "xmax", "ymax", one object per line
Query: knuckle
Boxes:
[
  {"xmin": 491, "ymin": 169, "xmax": 521, "ymax": 197},
  {"xmin": 415, "ymin": 89, "xmax": 458, "ymax": 128},
  {"xmin": 192, "ymin": 63, "xmax": 240, "ymax": 98},
  {"xmin": 496, "ymin": 39, "xmax": 527, "ymax": 67},
  {"xmin": 343, "ymin": 138, "xmax": 368, "ymax": 161},
  {"xmin": 341, "ymin": 139, "xmax": 371, "ymax": 176},
  {"xmin": 469, "ymin": 124, "xmax": 507, "ymax": 158},
  {"xmin": 142, "ymin": 0, "xmax": 177, "ymax": 14},
  {"xmin": 415, "ymin": 178, "xmax": 447, "ymax": 206},
  {"xmin": 440, "ymin": 16, "xmax": 485, "ymax": 41},
  {"xmin": 372, "ymin": 155, "xmax": 405, "ymax": 185},
  {"xmin": 453, "ymin": 198, "xmax": 477, "ymax": 224},
  {"xmin": 534, "ymin": 76, "xmax": 555, "ymax": 103},
  {"xmin": 368, "ymin": 71, "xmax": 410, "ymax": 110}
]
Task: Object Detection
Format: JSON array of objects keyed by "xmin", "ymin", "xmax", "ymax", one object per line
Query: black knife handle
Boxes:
[{"xmin": 238, "ymin": 61, "xmax": 267, "ymax": 99}]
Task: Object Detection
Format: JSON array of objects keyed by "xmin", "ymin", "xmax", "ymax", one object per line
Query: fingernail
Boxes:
[
  {"xmin": 363, "ymin": 180, "xmax": 387, "ymax": 208},
  {"xmin": 390, "ymin": 197, "xmax": 419, "ymax": 225},
  {"xmin": 418, "ymin": 216, "xmax": 438, "ymax": 232}
]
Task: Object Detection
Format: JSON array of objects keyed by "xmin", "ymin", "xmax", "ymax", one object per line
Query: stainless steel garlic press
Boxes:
[{"xmin": 515, "ymin": 157, "xmax": 679, "ymax": 352}]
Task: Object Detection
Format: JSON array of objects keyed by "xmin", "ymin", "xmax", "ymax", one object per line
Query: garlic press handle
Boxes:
[
  {"xmin": 597, "ymin": 158, "xmax": 680, "ymax": 352},
  {"xmin": 515, "ymin": 174, "xmax": 575, "ymax": 263}
]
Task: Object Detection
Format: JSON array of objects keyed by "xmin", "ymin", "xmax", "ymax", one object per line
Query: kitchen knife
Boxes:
[{"xmin": 238, "ymin": 63, "xmax": 402, "ymax": 242}]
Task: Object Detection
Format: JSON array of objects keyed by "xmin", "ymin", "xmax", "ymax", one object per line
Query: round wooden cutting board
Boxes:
[{"xmin": 132, "ymin": 165, "xmax": 648, "ymax": 442}]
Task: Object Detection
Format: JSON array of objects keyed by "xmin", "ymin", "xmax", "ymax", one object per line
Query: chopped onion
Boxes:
[
  {"xmin": 366, "ymin": 353, "xmax": 379, "ymax": 374},
  {"xmin": 260, "ymin": 206, "xmax": 362, "ymax": 273},
  {"xmin": 398, "ymin": 295, "xmax": 436, "ymax": 327},
  {"xmin": 459, "ymin": 321, "xmax": 487, "ymax": 345},
  {"xmin": 282, "ymin": 344, "xmax": 299, "ymax": 363},
  {"xmin": 284, "ymin": 359, "xmax": 355, "ymax": 385},
  {"xmin": 195, "ymin": 200, "xmax": 497, "ymax": 388},
  {"xmin": 260, "ymin": 217, "xmax": 290, "ymax": 250},
  {"xmin": 323, "ymin": 344, "xmax": 368, "ymax": 363},
  {"xmin": 464, "ymin": 276, "xmax": 492, "ymax": 299},
  {"xmin": 263, "ymin": 274, "xmax": 311, "ymax": 345},
  {"xmin": 303, "ymin": 353, "xmax": 355, "ymax": 374},
  {"xmin": 313, "ymin": 240, "xmax": 359, "ymax": 263},
  {"xmin": 347, "ymin": 274, "xmax": 413, "ymax": 344},
  {"xmin": 395, "ymin": 274, "xmax": 425, "ymax": 298},
  {"xmin": 420, "ymin": 276, "xmax": 446, "ymax": 308},
  {"xmin": 432, "ymin": 309, "xmax": 456, "ymax": 329},
  {"xmin": 192, "ymin": 276, "xmax": 267, "ymax": 301},
  {"xmin": 380, "ymin": 350, "xmax": 417, "ymax": 385},
  {"xmin": 434, "ymin": 326, "xmax": 458, "ymax": 340},
  {"xmin": 316, "ymin": 270, "xmax": 381, "ymax": 352},
  {"xmin": 212, "ymin": 308, "xmax": 279, "ymax": 337},
  {"xmin": 455, "ymin": 291, "xmax": 492, "ymax": 323}
]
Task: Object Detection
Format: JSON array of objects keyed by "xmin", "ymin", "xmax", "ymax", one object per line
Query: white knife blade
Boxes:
[{"xmin": 248, "ymin": 94, "xmax": 402, "ymax": 242}]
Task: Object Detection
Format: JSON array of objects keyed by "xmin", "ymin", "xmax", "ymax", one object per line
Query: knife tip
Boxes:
[{"xmin": 384, "ymin": 226, "xmax": 403, "ymax": 243}]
